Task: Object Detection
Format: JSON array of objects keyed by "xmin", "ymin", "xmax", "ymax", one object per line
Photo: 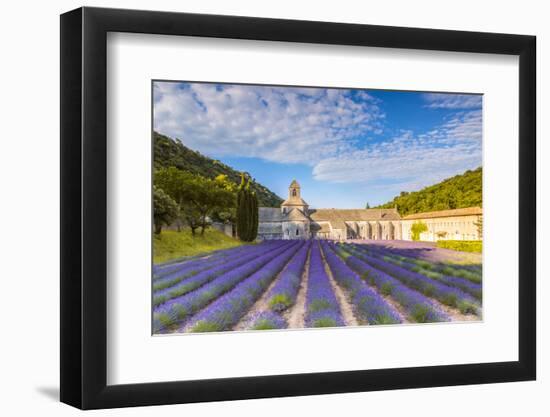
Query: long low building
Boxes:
[
  {"xmin": 257, "ymin": 180, "xmax": 482, "ymax": 242},
  {"xmin": 401, "ymin": 207, "xmax": 482, "ymax": 242}
]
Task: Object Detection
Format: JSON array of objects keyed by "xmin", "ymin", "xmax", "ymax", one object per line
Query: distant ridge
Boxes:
[
  {"xmin": 153, "ymin": 131, "xmax": 284, "ymax": 207},
  {"xmin": 376, "ymin": 167, "xmax": 482, "ymax": 216}
]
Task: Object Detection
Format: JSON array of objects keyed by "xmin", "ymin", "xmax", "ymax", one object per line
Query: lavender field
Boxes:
[{"xmin": 152, "ymin": 240, "xmax": 482, "ymax": 334}]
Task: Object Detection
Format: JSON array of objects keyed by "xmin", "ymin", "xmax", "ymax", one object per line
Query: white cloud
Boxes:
[
  {"xmin": 423, "ymin": 93, "xmax": 482, "ymax": 109},
  {"xmin": 312, "ymin": 109, "xmax": 482, "ymax": 192},
  {"xmin": 153, "ymin": 82, "xmax": 384, "ymax": 165}
]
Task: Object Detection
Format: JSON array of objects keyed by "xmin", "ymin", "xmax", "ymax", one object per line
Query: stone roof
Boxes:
[
  {"xmin": 286, "ymin": 208, "xmax": 309, "ymax": 222},
  {"xmin": 258, "ymin": 207, "xmax": 284, "ymax": 222},
  {"xmin": 309, "ymin": 208, "xmax": 401, "ymax": 223},
  {"xmin": 310, "ymin": 222, "xmax": 331, "ymax": 233},
  {"xmin": 281, "ymin": 197, "xmax": 309, "ymax": 207},
  {"xmin": 404, "ymin": 207, "xmax": 482, "ymax": 220}
]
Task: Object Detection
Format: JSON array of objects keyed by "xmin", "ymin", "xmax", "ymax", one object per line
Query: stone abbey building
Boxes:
[{"xmin": 257, "ymin": 180, "xmax": 482, "ymax": 242}]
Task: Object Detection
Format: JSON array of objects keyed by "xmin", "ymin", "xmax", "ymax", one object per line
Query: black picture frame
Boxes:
[{"xmin": 60, "ymin": 6, "xmax": 536, "ymax": 410}]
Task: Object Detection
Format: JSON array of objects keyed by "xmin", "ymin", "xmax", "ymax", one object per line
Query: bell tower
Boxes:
[
  {"xmin": 281, "ymin": 179, "xmax": 309, "ymax": 214},
  {"xmin": 289, "ymin": 180, "xmax": 301, "ymax": 199}
]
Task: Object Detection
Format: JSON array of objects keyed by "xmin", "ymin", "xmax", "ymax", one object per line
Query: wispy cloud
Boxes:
[
  {"xmin": 154, "ymin": 82, "xmax": 384, "ymax": 165},
  {"xmin": 423, "ymin": 93, "xmax": 482, "ymax": 109},
  {"xmin": 312, "ymin": 109, "xmax": 482, "ymax": 192}
]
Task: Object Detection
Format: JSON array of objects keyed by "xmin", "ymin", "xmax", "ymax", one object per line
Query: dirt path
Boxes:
[
  {"xmin": 285, "ymin": 249, "xmax": 311, "ymax": 329},
  {"xmin": 320, "ymin": 248, "xmax": 359, "ymax": 327}
]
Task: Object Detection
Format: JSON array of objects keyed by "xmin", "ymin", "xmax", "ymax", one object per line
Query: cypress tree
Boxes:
[
  {"xmin": 236, "ymin": 174, "xmax": 247, "ymax": 241},
  {"xmin": 250, "ymin": 191, "xmax": 258, "ymax": 240},
  {"xmin": 236, "ymin": 174, "xmax": 259, "ymax": 242},
  {"xmin": 243, "ymin": 189, "xmax": 251, "ymax": 241},
  {"xmin": 245, "ymin": 181, "xmax": 252, "ymax": 241}
]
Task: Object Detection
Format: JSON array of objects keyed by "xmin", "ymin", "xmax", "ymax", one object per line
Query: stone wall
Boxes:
[
  {"xmin": 282, "ymin": 221, "xmax": 310, "ymax": 239},
  {"xmin": 258, "ymin": 221, "xmax": 284, "ymax": 240},
  {"xmin": 401, "ymin": 214, "xmax": 481, "ymax": 242}
]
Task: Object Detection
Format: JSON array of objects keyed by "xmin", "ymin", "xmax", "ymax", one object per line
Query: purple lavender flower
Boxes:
[
  {"xmin": 248, "ymin": 311, "xmax": 288, "ymax": 330},
  {"xmin": 266, "ymin": 241, "xmax": 311, "ymax": 312},
  {"xmin": 153, "ymin": 241, "xmax": 299, "ymax": 332},
  {"xmin": 331, "ymin": 245, "xmax": 449, "ymax": 323},
  {"xmin": 343, "ymin": 244, "xmax": 480, "ymax": 316},
  {"xmin": 321, "ymin": 242, "xmax": 402, "ymax": 325},
  {"xmin": 348, "ymin": 243, "xmax": 482, "ymax": 300},
  {"xmin": 306, "ymin": 310, "xmax": 345, "ymax": 328},
  {"xmin": 153, "ymin": 255, "xmax": 233, "ymax": 292},
  {"xmin": 187, "ymin": 242, "xmax": 305, "ymax": 332},
  {"xmin": 153, "ymin": 243, "xmax": 265, "ymax": 279},
  {"xmin": 153, "ymin": 241, "xmax": 291, "ymax": 307},
  {"xmin": 349, "ymin": 241, "xmax": 482, "ymax": 283},
  {"xmin": 152, "ymin": 242, "xmax": 278, "ymax": 291},
  {"xmin": 304, "ymin": 242, "xmax": 345, "ymax": 328}
]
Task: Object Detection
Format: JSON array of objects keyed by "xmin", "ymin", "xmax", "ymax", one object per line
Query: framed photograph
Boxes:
[{"xmin": 60, "ymin": 6, "xmax": 536, "ymax": 409}]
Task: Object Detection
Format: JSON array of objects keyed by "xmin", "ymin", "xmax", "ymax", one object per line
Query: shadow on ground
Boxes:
[{"xmin": 36, "ymin": 386, "xmax": 59, "ymax": 401}]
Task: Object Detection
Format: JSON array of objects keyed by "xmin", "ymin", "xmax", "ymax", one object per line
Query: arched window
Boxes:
[
  {"xmin": 296, "ymin": 229, "xmax": 299, "ymax": 236},
  {"xmin": 292, "ymin": 189, "xmax": 297, "ymax": 197}
]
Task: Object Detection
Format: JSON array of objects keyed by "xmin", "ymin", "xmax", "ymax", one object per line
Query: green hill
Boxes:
[
  {"xmin": 376, "ymin": 167, "xmax": 482, "ymax": 216},
  {"xmin": 154, "ymin": 131, "xmax": 283, "ymax": 207}
]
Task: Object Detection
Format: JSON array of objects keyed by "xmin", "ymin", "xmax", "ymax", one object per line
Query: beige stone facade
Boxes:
[
  {"xmin": 257, "ymin": 180, "xmax": 482, "ymax": 242},
  {"xmin": 401, "ymin": 207, "xmax": 482, "ymax": 242}
]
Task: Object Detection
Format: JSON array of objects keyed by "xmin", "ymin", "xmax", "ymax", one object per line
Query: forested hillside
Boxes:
[
  {"xmin": 154, "ymin": 131, "xmax": 283, "ymax": 207},
  {"xmin": 376, "ymin": 167, "xmax": 482, "ymax": 216}
]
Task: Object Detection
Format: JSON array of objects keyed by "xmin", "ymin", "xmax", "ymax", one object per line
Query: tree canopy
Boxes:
[
  {"xmin": 154, "ymin": 167, "xmax": 236, "ymax": 235},
  {"xmin": 154, "ymin": 131, "xmax": 283, "ymax": 207},
  {"xmin": 153, "ymin": 186, "xmax": 179, "ymax": 235},
  {"xmin": 376, "ymin": 167, "xmax": 482, "ymax": 216}
]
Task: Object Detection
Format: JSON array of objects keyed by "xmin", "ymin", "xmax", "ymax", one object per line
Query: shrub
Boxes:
[
  {"xmin": 311, "ymin": 317, "xmax": 338, "ymax": 327},
  {"xmin": 249, "ymin": 312, "xmax": 287, "ymax": 330},
  {"xmin": 411, "ymin": 221, "xmax": 428, "ymax": 241},
  {"xmin": 380, "ymin": 282, "xmax": 394, "ymax": 296},
  {"xmin": 437, "ymin": 240, "xmax": 482, "ymax": 253}
]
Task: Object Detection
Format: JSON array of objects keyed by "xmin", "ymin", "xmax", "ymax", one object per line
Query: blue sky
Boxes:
[{"xmin": 153, "ymin": 81, "xmax": 482, "ymax": 208}]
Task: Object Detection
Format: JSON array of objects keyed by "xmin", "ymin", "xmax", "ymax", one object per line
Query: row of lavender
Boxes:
[
  {"xmin": 304, "ymin": 242, "xmax": 345, "ymax": 327},
  {"xmin": 153, "ymin": 244, "xmax": 257, "ymax": 292},
  {"xmin": 237, "ymin": 240, "xmax": 424, "ymax": 330},
  {"xmin": 339, "ymin": 243, "xmax": 481, "ymax": 317},
  {"xmin": 320, "ymin": 242, "xmax": 403, "ymax": 324},
  {"xmin": 352, "ymin": 242, "xmax": 482, "ymax": 283},
  {"xmin": 153, "ymin": 240, "xmax": 299, "ymax": 332},
  {"xmin": 153, "ymin": 243, "xmax": 257, "ymax": 280},
  {"xmin": 239, "ymin": 239, "xmax": 451, "ymax": 330},
  {"xmin": 327, "ymin": 242, "xmax": 450, "ymax": 322},
  {"xmin": 153, "ymin": 240, "xmax": 289, "ymax": 307},
  {"xmin": 186, "ymin": 241, "xmax": 306, "ymax": 332},
  {"xmin": 237, "ymin": 241, "xmax": 348, "ymax": 330},
  {"xmin": 346, "ymin": 243, "xmax": 482, "ymax": 299},
  {"xmin": 244, "ymin": 241, "xmax": 313, "ymax": 330}
]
